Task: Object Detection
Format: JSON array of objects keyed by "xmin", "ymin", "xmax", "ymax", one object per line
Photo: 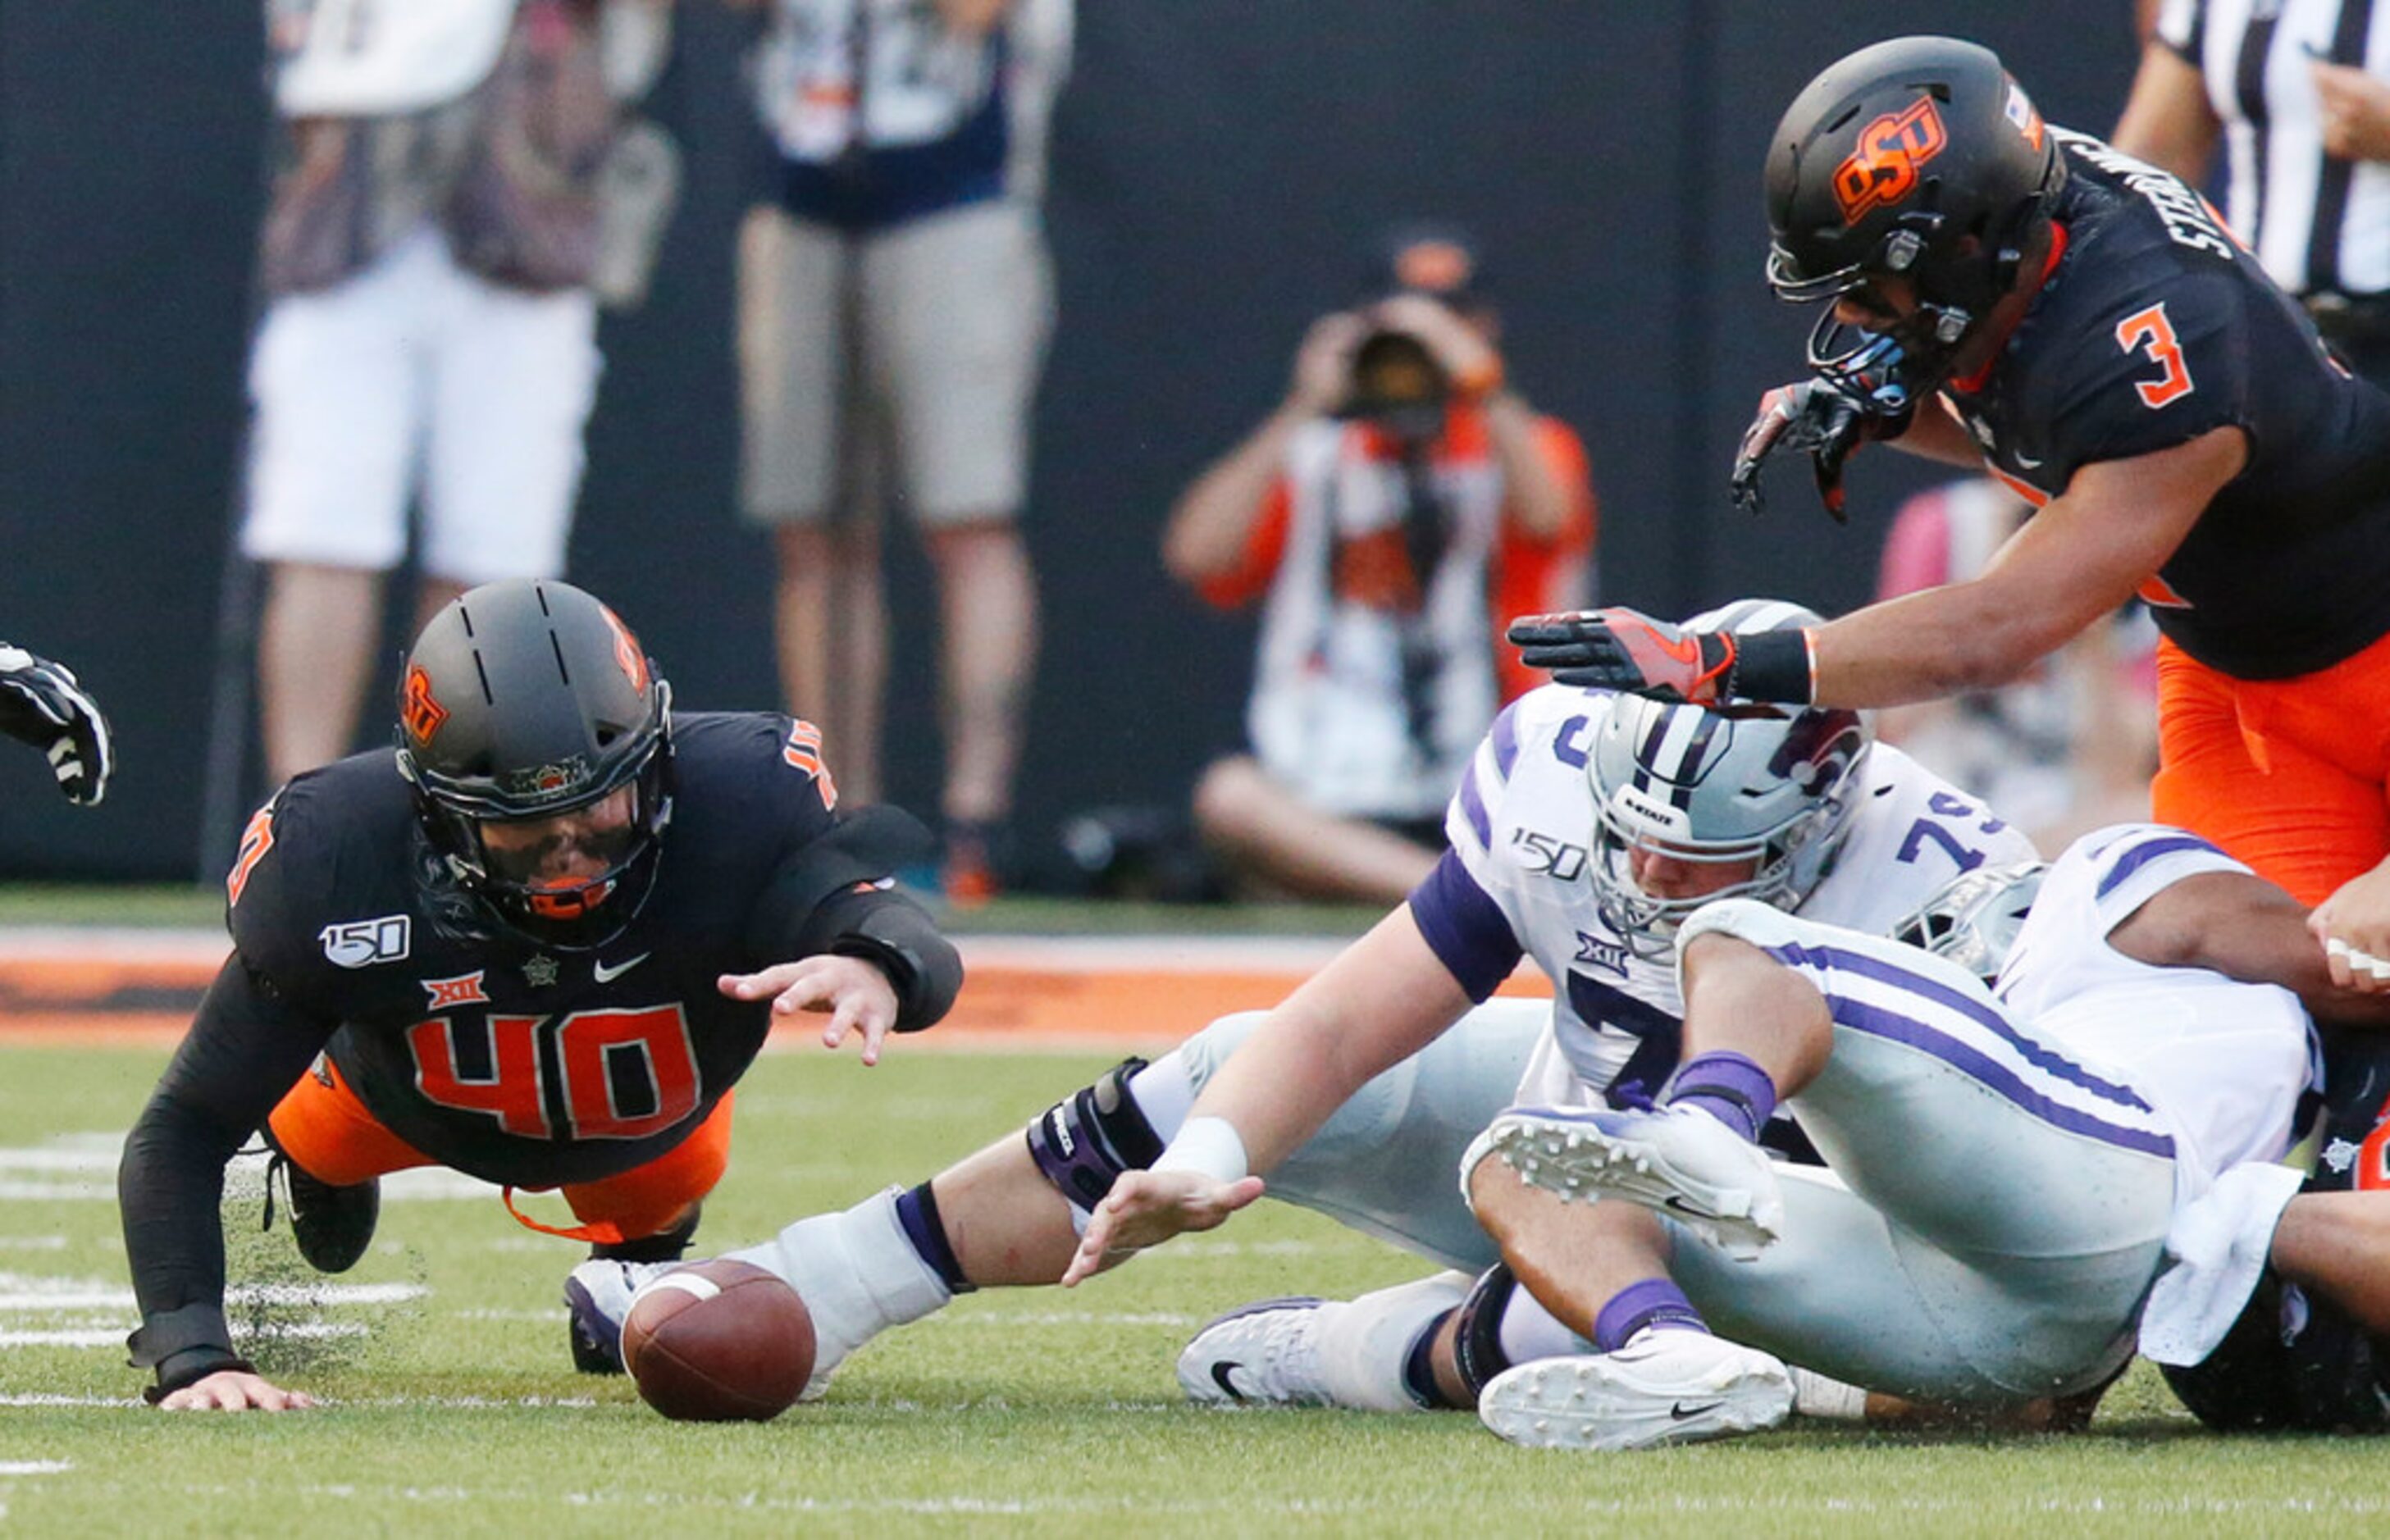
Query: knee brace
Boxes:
[{"xmin": 1025, "ymin": 1057, "xmax": 1163, "ymax": 1219}]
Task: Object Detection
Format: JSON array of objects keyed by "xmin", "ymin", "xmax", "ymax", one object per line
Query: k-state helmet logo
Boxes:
[
  {"xmin": 320, "ymin": 914, "xmax": 412, "ymax": 968},
  {"xmin": 1833, "ymin": 97, "xmax": 1948, "ymax": 224}
]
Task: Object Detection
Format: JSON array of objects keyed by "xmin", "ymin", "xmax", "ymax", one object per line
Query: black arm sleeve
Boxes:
[
  {"xmin": 118, "ymin": 955, "xmax": 336, "ymax": 1395},
  {"xmin": 800, "ymin": 886, "xmax": 965, "ymax": 1032}
]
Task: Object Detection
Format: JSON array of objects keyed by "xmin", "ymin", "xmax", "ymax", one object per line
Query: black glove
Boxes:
[
  {"xmin": 0, "ymin": 645, "xmax": 114, "ymax": 806},
  {"xmin": 1729, "ymin": 375, "xmax": 1913, "ymax": 522},
  {"xmin": 1505, "ymin": 608, "xmax": 1737, "ymax": 702}
]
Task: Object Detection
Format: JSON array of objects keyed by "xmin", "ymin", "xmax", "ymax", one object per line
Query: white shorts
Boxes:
[
  {"xmin": 1656, "ymin": 900, "xmax": 2188, "ymax": 1401},
  {"xmin": 240, "ymin": 227, "xmax": 600, "ymax": 582},
  {"xmin": 737, "ymin": 198, "xmax": 1052, "ymax": 528}
]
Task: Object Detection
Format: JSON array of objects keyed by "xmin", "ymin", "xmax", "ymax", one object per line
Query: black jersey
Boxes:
[
  {"xmin": 1940, "ymin": 129, "xmax": 2390, "ymax": 680},
  {"xmin": 121, "ymin": 710, "xmax": 959, "ymax": 1392},
  {"xmin": 221, "ymin": 711, "xmax": 922, "ymax": 1187}
]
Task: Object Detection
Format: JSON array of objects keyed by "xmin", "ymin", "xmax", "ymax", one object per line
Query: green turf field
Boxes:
[{"xmin": 2, "ymin": 1041, "xmax": 2386, "ymax": 1538}]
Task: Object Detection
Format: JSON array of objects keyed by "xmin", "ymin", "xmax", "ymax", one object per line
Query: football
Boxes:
[{"xmin": 622, "ymin": 1259, "xmax": 816, "ymax": 1422}]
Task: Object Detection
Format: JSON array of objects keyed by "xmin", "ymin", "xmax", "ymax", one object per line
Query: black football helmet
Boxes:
[
  {"xmin": 1764, "ymin": 36, "xmax": 2065, "ymax": 394},
  {"xmin": 394, "ymin": 580, "xmax": 674, "ymax": 949}
]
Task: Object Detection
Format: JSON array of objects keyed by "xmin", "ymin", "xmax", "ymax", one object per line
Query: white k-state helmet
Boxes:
[
  {"xmin": 1589, "ymin": 599, "xmax": 1872, "ymax": 955},
  {"xmin": 1891, "ymin": 860, "xmax": 2047, "ymax": 985}
]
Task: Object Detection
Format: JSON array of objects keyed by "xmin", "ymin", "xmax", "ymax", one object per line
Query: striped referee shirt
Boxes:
[{"xmin": 2159, "ymin": 0, "xmax": 2390, "ymax": 296}]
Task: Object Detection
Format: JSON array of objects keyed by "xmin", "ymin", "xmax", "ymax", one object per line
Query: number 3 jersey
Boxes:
[
  {"xmin": 1937, "ymin": 129, "xmax": 2390, "ymax": 681},
  {"xmin": 203, "ymin": 711, "xmax": 933, "ymax": 1189},
  {"xmin": 1407, "ymin": 684, "xmax": 2041, "ymax": 1095}
]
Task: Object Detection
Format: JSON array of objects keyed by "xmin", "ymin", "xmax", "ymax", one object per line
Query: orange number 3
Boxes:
[{"xmin": 2114, "ymin": 303, "xmax": 2195, "ymax": 408}]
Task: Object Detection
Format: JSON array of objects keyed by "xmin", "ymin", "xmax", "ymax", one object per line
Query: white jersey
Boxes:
[
  {"xmin": 1995, "ymin": 823, "xmax": 2316, "ymax": 1202},
  {"xmin": 1415, "ymin": 683, "xmax": 2040, "ymax": 1094}
]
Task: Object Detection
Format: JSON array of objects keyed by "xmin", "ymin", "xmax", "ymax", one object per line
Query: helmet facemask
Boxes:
[
  {"xmin": 393, "ymin": 581, "xmax": 678, "ymax": 952},
  {"xmin": 405, "ymin": 692, "xmax": 676, "ymax": 951},
  {"xmin": 1587, "ymin": 690, "xmax": 1872, "ymax": 959}
]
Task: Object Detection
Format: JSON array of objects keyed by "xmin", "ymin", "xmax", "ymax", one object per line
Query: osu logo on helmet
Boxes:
[
  {"xmin": 1832, "ymin": 97, "xmax": 1949, "ymax": 225},
  {"xmin": 401, "ymin": 665, "xmax": 449, "ymax": 745}
]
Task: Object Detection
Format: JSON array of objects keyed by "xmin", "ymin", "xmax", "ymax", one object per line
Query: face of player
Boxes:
[
  {"xmin": 1831, "ymin": 274, "xmax": 1916, "ymax": 334},
  {"xmin": 1626, "ymin": 838, "xmax": 1763, "ymax": 902},
  {"xmin": 476, "ymin": 785, "xmax": 638, "ymax": 889}
]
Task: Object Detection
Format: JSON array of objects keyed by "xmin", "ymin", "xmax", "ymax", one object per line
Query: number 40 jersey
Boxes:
[{"xmin": 1411, "ymin": 684, "xmax": 2041, "ymax": 1095}]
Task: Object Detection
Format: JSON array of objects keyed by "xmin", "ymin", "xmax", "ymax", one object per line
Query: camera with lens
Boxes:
[{"xmin": 1340, "ymin": 321, "xmax": 1450, "ymax": 442}]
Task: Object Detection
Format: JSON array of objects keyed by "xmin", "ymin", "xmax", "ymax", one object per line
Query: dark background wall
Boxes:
[{"xmin": 0, "ymin": 2, "xmax": 2142, "ymax": 882}]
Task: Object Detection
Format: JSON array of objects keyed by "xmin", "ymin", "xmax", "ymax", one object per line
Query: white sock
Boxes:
[
  {"xmin": 1788, "ymin": 1365, "xmax": 1869, "ymax": 1420},
  {"xmin": 1496, "ymin": 1283, "xmax": 1588, "ymax": 1367},
  {"xmin": 1316, "ymin": 1271, "xmax": 1474, "ymax": 1413},
  {"xmin": 1127, "ymin": 1051, "xmax": 1196, "ymax": 1141},
  {"xmin": 728, "ymin": 1186, "xmax": 950, "ymax": 1395}
]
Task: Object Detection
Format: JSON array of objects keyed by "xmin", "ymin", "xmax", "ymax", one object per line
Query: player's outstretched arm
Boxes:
[
  {"xmin": 2107, "ymin": 866, "xmax": 2390, "ymax": 1023},
  {"xmin": 721, "ymin": 955, "xmax": 902, "ymax": 1064},
  {"xmin": 1061, "ymin": 906, "xmax": 1473, "ymax": 1284}
]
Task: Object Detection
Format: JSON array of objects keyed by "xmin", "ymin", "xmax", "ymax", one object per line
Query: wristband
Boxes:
[
  {"xmin": 1151, "ymin": 1116, "xmax": 1250, "ymax": 1185},
  {"xmin": 1725, "ymin": 626, "xmax": 1817, "ymax": 704}
]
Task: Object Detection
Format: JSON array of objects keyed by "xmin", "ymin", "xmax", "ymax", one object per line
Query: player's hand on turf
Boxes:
[
  {"xmin": 2311, "ymin": 858, "xmax": 2390, "ymax": 995},
  {"xmin": 720, "ymin": 955, "xmax": 902, "ymax": 1064},
  {"xmin": 1730, "ymin": 376, "xmax": 1912, "ymax": 521},
  {"xmin": 1505, "ymin": 607, "xmax": 1738, "ymax": 703},
  {"xmin": 0, "ymin": 644, "xmax": 113, "ymax": 806},
  {"xmin": 1060, "ymin": 1169, "xmax": 1266, "ymax": 1287},
  {"xmin": 155, "ymin": 1369, "xmax": 316, "ymax": 1412}
]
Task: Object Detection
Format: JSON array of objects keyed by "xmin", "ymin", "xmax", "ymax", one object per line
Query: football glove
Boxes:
[
  {"xmin": 0, "ymin": 644, "xmax": 114, "ymax": 806},
  {"xmin": 1505, "ymin": 608, "xmax": 1737, "ymax": 704},
  {"xmin": 1729, "ymin": 375, "xmax": 1913, "ymax": 522}
]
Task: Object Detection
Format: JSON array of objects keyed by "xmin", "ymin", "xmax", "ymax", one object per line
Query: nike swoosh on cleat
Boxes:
[
  {"xmin": 592, "ymin": 953, "xmax": 651, "ymax": 984},
  {"xmin": 1671, "ymin": 1401, "xmax": 1724, "ymax": 1419},
  {"xmin": 1209, "ymin": 1362, "xmax": 1252, "ymax": 1403}
]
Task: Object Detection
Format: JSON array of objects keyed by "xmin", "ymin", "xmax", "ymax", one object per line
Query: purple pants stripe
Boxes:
[
  {"xmin": 1767, "ymin": 941, "xmax": 2153, "ymax": 1112},
  {"xmin": 1827, "ymin": 996, "xmax": 2176, "ymax": 1159}
]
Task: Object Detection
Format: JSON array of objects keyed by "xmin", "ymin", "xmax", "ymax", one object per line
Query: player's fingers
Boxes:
[{"xmin": 852, "ymin": 1011, "xmax": 893, "ymax": 1068}]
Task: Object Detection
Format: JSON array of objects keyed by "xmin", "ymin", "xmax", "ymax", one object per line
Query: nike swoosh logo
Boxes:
[
  {"xmin": 592, "ymin": 953, "xmax": 651, "ymax": 984},
  {"xmin": 2014, "ymin": 451, "xmax": 2044, "ymax": 469},
  {"xmin": 1209, "ymin": 1362, "xmax": 1252, "ymax": 1403},
  {"xmin": 1671, "ymin": 1400, "xmax": 1724, "ymax": 1419}
]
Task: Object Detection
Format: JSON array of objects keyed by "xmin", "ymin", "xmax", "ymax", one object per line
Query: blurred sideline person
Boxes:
[
  {"xmin": 1164, "ymin": 228, "xmax": 1595, "ymax": 904},
  {"xmin": 1521, "ymin": 37, "xmax": 2390, "ymax": 1001},
  {"xmin": 1, "ymin": 643, "xmax": 112, "ymax": 807},
  {"xmin": 561, "ymin": 601, "xmax": 2024, "ymax": 1405},
  {"xmin": 119, "ymin": 581, "xmax": 960, "ymax": 1410},
  {"xmin": 1872, "ymin": 476, "xmax": 2159, "ymax": 851},
  {"xmin": 2113, "ymin": 1, "xmax": 2390, "ymax": 394},
  {"xmin": 732, "ymin": 0, "xmax": 1073, "ymax": 903},
  {"xmin": 242, "ymin": 0, "xmax": 674, "ymax": 787}
]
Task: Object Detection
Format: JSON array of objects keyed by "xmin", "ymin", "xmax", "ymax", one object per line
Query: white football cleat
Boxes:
[
  {"xmin": 1179, "ymin": 1272, "xmax": 1470, "ymax": 1413},
  {"xmin": 1179, "ymin": 1296, "xmax": 1334, "ymax": 1408},
  {"xmin": 1476, "ymin": 1331, "xmax": 1795, "ymax": 1451},
  {"xmin": 563, "ymin": 1257, "xmax": 682, "ymax": 1374},
  {"xmin": 1485, "ymin": 1104, "xmax": 1784, "ymax": 1259}
]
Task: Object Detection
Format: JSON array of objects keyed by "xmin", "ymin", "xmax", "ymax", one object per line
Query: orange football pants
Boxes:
[
  {"xmin": 2149, "ymin": 631, "xmax": 2390, "ymax": 907},
  {"xmin": 267, "ymin": 1056, "xmax": 734, "ymax": 1246}
]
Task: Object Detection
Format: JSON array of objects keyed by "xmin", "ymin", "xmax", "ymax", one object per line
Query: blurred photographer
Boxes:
[{"xmin": 1164, "ymin": 227, "xmax": 1595, "ymax": 903}]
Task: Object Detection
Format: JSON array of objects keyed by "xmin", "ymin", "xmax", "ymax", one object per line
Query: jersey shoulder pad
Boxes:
[
  {"xmin": 2058, "ymin": 821, "xmax": 2246, "ymax": 931},
  {"xmin": 2042, "ymin": 262, "xmax": 2248, "ymax": 467},
  {"xmin": 671, "ymin": 711, "xmax": 841, "ymax": 842},
  {"xmin": 225, "ymin": 758, "xmax": 412, "ymax": 1000},
  {"xmin": 1447, "ymin": 684, "xmax": 1603, "ymax": 863}
]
